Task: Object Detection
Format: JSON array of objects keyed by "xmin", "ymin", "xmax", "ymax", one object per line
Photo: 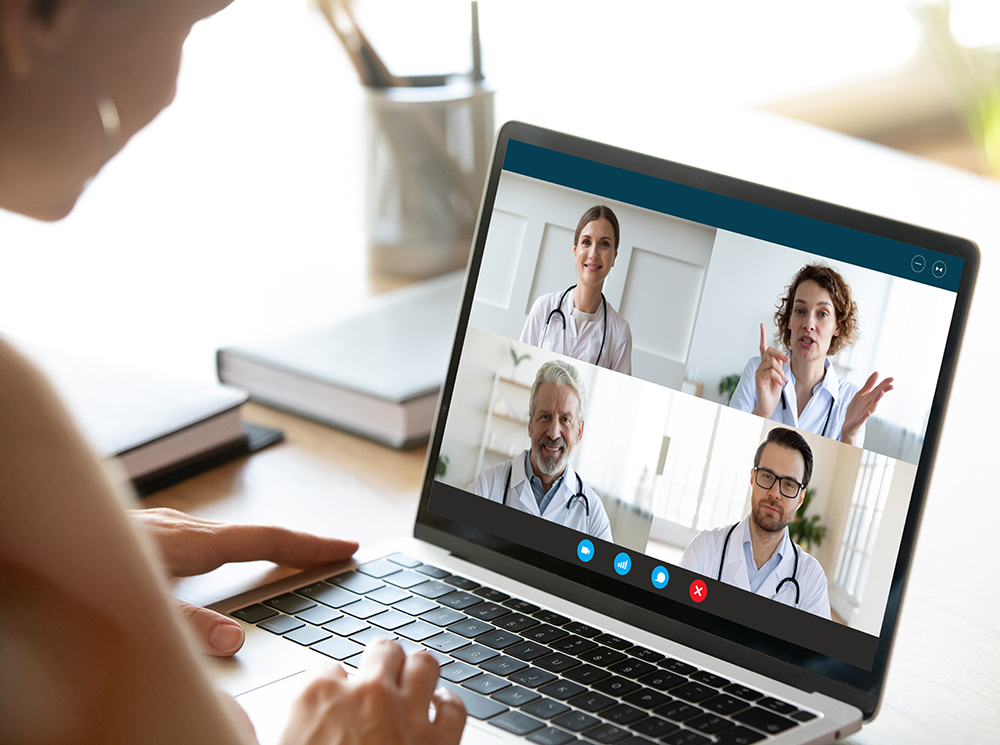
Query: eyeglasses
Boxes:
[{"xmin": 754, "ymin": 467, "xmax": 804, "ymax": 498}]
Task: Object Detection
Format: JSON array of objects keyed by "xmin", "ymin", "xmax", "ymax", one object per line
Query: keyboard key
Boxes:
[
  {"xmin": 323, "ymin": 616, "xmax": 369, "ymax": 637},
  {"xmin": 299, "ymin": 584, "xmax": 359, "ymax": 609},
  {"xmin": 396, "ymin": 621, "xmax": 440, "ymax": 641},
  {"xmin": 488, "ymin": 710, "xmax": 544, "ymax": 736},
  {"xmin": 349, "ymin": 627, "xmax": 397, "ymax": 645},
  {"xmin": 623, "ymin": 688, "xmax": 670, "ymax": 710},
  {"xmin": 592, "ymin": 675, "xmax": 640, "ymax": 697},
  {"xmin": 476, "ymin": 629, "xmax": 523, "ymax": 650},
  {"xmin": 296, "ymin": 605, "xmax": 342, "ymax": 626},
  {"xmin": 527, "ymin": 727, "xmax": 577, "ymax": 745},
  {"xmin": 264, "ymin": 593, "xmax": 316, "ymax": 615},
  {"xmin": 687, "ymin": 713, "xmax": 736, "ymax": 735},
  {"xmin": 480, "ymin": 655, "xmax": 528, "ymax": 676},
  {"xmin": 494, "ymin": 613, "xmax": 540, "ymax": 633},
  {"xmin": 423, "ymin": 632, "xmax": 469, "ymax": 653},
  {"xmin": 418, "ymin": 607, "xmax": 467, "ymax": 627},
  {"xmin": 671, "ymin": 682, "xmax": 717, "ymax": 704},
  {"xmin": 595, "ymin": 633, "xmax": 632, "ymax": 650},
  {"xmin": 715, "ymin": 727, "xmax": 766, "ymax": 745},
  {"xmin": 259, "ymin": 615, "xmax": 304, "ymax": 634},
  {"xmin": 586, "ymin": 722, "xmax": 631, "ymax": 743},
  {"xmin": 396, "ymin": 640, "xmax": 450, "ymax": 666},
  {"xmin": 552, "ymin": 710, "xmax": 600, "ymax": 732},
  {"xmin": 534, "ymin": 653, "xmax": 580, "ymax": 674},
  {"xmin": 357, "ymin": 559, "xmax": 403, "ymax": 579},
  {"xmin": 661, "ymin": 730, "xmax": 711, "ymax": 745},
  {"xmin": 342, "ymin": 652, "xmax": 364, "ymax": 669},
  {"xmin": 412, "ymin": 580, "xmax": 454, "ymax": 599},
  {"xmin": 608, "ymin": 658, "xmax": 657, "ymax": 679},
  {"xmin": 534, "ymin": 609, "xmax": 571, "ymax": 625},
  {"xmin": 387, "ymin": 552, "xmax": 422, "ymax": 568},
  {"xmin": 758, "ymin": 697, "xmax": 799, "ymax": 716},
  {"xmin": 791, "ymin": 710, "xmax": 817, "ymax": 722},
  {"xmin": 367, "ymin": 585, "xmax": 411, "ymax": 605},
  {"xmin": 567, "ymin": 691, "xmax": 615, "ymax": 713},
  {"xmin": 504, "ymin": 599, "xmax": 541, "ymax": 613},
  {"xmin": 638, "ymin": 670, "xmax": 686, "ymax": 691},
  {"xmin": 563, "ymin": 664, "xmax": 611, "ymax": 686},
  {"xmin": 523, "ymin": 697, "xmax": 570, "ymax": 719},
  {"xmin": 551, "ymin": 635, "xmax": 598, "ymax": 656},
  {"xmin": 284, "ymin": 625, "xmax": 331, "ymax": 646},
  {"xmin": 453, "ymin": 644, "xmax": 500, "ymax": 665},
  {"xmin": 579, "ymin": 646, "xmax": 628, "ymax": 667},
  {"xmin": 438, "ymin": 591, "xmax": 482, "ymax": 610},
  {"xmin": 393, "ymin": 595, "xmax": 439, "ymax": 616},
  {"xmin": 631, "ymin": 715, "xmax": 679, "ymax": 738},
  {"xmin": 689, "ymin": 671, "xmax": 729, "ymax": 688},
  {"xmin": 232, "ymin": 604, "xmax": 278, "ymax": 623},
  {"xmin": 342, "ymin": 599, "xmax": 385, "ymax": 619},
  {"xmin": 444, "ymin": 575, "xmax": 480, "ymax": 590},
  {"xmin": 415, "ymin": 564, "xmax": 451, "ymax": 579},
  {"xmin": 385, "ymin": 570, "xmax": 429, "ymax": 589},
  {"xmin": 732, "ymin": 706, "xmax": 797, "ymax": 735},
  {"xmin": 603, "ymin": 703, "xmax": 646, "ymax": 725},
  {"xmin": 522, "ymin": 624, "xmax": 568, "ymax": 644},
  {"xmin": 563, "ymin": 621, "xmax": 601, "ymax": 638},
  {"xmin": 474, "ymin": 587, "xmax": 510, "ymax": 602},
  {"xmin": 447, "ymin": 619, "xmax": 494, "ymax": 638},
  {"xmin": 660, "ymin": 659, "xmax": 697, "ymax": 675},
  {"xmin": 465, "ymin": 602, "xmax": 511, "ymax": 621},
  {"xmin": 437, "ymin": 680, "xmax": 508, "ymax": 720},
  {"xmin": 369, "ymin": 609, "xmax": 413, "ymax": 630},
  {"xmin": 493, "ymin": 685, "xmax": 541, "ymax": 707},
  {"xmin": 332, "ymin": 572, "xmax": 384, "ymax": 595},
  {"xmin": 509, "ymin": 667, "xmax": 557, "ymax": 688},
  {"xmin": 722, "ymin": 684, "xmax": 764, "ymax": 702},
  {"xmin": 463, "ymin": 673, "xmax": 511, "ymax": 696},
  {"xmin": 537, "ymin": 679, "xmax": 586, "ymax": 701},
  {"xmin": 312, "ymin": 636, "xmax": 364, "ymax": 660},
  {"xmin": 624, "ymin": 646, "xmax": 665, "ymax": 664},
  {"xmin": 702, "ymin": 694, "xmax": 749, "ymax": 716},
  {"xmin": 654, "ymin": 700, "xmax": 703, "ymax": 723},
  {"xmin": 507, "ymin": 641, "xmax": 550, "ymax": 661},
  {"xmin": 440, "ymin": 662, "xmax": 481, "ymax": 683}
]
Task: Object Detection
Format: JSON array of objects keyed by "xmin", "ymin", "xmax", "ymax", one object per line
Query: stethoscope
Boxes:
[
  {"xmin": 780, "ymin": 387, "xmax": 834, "ymax": 438},
  {"xmin": 503, "ymin": 461, "xmax": 590, "ymax": 534},
  {"xmin": 541, "ymin": 285, "xmax": 608, "ymax": 366},
  {"xmin": 719, "ymin": 522, "xmax": 800, "ymax": 606}
]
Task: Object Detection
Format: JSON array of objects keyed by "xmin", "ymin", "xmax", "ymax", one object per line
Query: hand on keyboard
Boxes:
[
  {"xmin": 130, "ymin": 507, "xmax": 359, "ymax": 656},
  {"xmin": 279, "ymin": 638, "xmax": 467, "ymax": 745}
]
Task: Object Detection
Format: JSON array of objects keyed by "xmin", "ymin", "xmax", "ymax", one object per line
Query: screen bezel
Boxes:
[{"xmin": 414, "ymin": 120, "xmax": 979, "ymax": 720}]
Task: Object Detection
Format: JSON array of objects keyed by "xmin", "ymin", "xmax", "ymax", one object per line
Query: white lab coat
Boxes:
[
  {"xmin": 680, "ymin": 516, "xmax": 831, "ymax": 619},
  {"xmin": 730, "ymin": 356, "xmax": 864, "ymax": 446},
  {"xmin": 467, "ymin": 451, "xmax": 613, "ymax": 541},
  {"xmin": 520, "ymin": 289, "xmax": 632, "ymax": 375}
]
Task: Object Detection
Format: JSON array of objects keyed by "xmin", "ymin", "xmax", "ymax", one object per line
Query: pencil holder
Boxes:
[{"xmin": 364, "ymin": 80, "xmax": 494, "ymax": 278}]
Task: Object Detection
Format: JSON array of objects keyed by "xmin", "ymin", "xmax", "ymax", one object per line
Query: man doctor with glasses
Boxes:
[{"xmin": 681, "ymin": 427, "xmax": 831, "ymax": 618}]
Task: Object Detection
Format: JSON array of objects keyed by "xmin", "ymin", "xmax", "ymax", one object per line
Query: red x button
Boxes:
[{"xmin": 689, "ymin": 579, "xmax": 708, "ymax": 603}]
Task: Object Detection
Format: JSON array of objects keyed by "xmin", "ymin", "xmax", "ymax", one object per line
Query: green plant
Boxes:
[
  {"xmin": 434, "ymin": 454, "xmax": 449, "ymax": 478},
  {"xmin": 718, "ymin": 374, "xmax": 741, "ymax": 404},
  {"xmin": 509, "ymin": 346, "xmax": 531, "ymax": 371},
  {"xmin": 788, "ymin": 487, "xmax": 827, "ymax": 552}
]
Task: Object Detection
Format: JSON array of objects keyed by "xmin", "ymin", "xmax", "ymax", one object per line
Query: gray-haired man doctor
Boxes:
[{"xmin": 467, "ymin": 360, "xmax": 613, "ymax": 541}]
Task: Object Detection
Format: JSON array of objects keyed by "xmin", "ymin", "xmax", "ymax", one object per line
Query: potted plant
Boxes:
[{"xmin": 788, "ymin": 487, "xmax": 827, "ymax": 552}]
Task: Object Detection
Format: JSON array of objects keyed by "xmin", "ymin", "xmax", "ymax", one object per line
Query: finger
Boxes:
[
  {"xmin": 765, "ymin": 347, "xmax": 790, "ymax": 363},
  {"xmin": 217, "ymin": 690, "xmax": 257, "ymax": 742},
  {"xmin": 357, "ymin": 638, "xmax": 407, "ymax": 685},
  {"xmin": 859, "ymin": 371, "xmax": 879, "ymax": 394},
  {"xmin": 431, "ymin": 687, "xmax": 467, "ymax": 743},
  {"xmin": 177, "ymin": 601, "xmax": 245, "ymax": 657},
  {"xmin": 759, "ymin": 323, "xmax": 767, "ymax": 357},
  {"xmin": 401, "ymin": 649, "xmax": 442, "ymax": 704},
  {"xmin": 765, "ymin": 356, "xmax": 788, "ymax": 382}
]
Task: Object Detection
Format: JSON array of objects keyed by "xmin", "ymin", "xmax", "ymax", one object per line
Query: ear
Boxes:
[
  {"xmin": 576, "ymin": 419, "xmax": 585, "ymax": 445},
  {"xmin": 0, "ymin": 0, "xmax": 74, "ymax": 77}
]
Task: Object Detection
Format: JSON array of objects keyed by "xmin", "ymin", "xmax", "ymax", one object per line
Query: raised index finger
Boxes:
[{"xmin": 759, "ymin": 323, "xmax": 767, "ymax": 357}]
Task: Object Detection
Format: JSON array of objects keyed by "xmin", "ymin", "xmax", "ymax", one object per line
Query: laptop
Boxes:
[{"xmin": 207, "ymin": 121, "xmax": 979, "ymax": 745}]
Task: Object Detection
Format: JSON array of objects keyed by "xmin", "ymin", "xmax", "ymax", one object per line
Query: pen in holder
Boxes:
[{"xmin": 364, "ymin": 78, "xmax": 494, "ymax": 278}]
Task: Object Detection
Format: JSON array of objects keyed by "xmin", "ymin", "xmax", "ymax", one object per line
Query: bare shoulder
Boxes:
[{"xmin": 0, "ymin": 337, "xmax": 79, "ymax": 439}]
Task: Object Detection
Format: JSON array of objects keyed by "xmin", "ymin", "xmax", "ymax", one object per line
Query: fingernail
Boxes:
[{"xmin": 209, "ymin": 622, "xmax": 244, "ymax": 653}]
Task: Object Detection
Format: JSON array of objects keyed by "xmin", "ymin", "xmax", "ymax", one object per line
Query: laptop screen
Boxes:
[{"xmin": 417, "ymin": 122, "xmax": 977, "ymax": 714}]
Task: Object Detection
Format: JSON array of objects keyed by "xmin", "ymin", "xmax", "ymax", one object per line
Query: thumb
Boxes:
[{"xmin": 177, "ymin": 600, "xmax": 246, "ymax": 657}]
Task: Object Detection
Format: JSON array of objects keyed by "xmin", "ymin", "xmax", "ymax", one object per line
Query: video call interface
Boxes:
[{"xmin": 428, "ymin": 139, "xmax": 964, "ymax": 671}]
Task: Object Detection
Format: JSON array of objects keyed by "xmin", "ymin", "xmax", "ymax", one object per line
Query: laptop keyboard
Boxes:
[{"xmin": 232, "ymin": 554, "xmax": 818, "ymax": 744}]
